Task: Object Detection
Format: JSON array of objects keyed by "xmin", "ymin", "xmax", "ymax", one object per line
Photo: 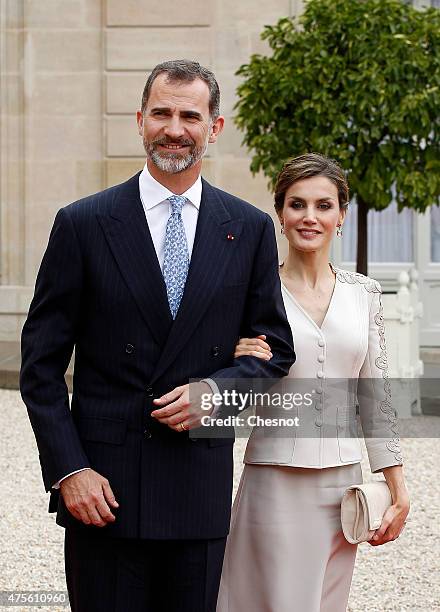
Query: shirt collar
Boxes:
[{"xmin": 139, "ymin": 162, "xmax": 202, "ymax": 211}]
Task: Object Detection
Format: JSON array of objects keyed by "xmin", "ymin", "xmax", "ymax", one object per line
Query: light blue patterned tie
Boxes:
[{"xmin": 163, "ymin": 195, "xmax": 189, "ymax": 319}]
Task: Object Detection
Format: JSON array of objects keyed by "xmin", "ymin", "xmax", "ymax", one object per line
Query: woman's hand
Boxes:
[
  {"xmin": 368, "ymin": 496, "xmax": 410, "ymax": 546},
  {"xmin": 368, "ymin": 465, "xmax": 410, "ymax": 546},
  {"xmin": 234, "ymin": 334, "xmax": 273, "ymax": 361}
]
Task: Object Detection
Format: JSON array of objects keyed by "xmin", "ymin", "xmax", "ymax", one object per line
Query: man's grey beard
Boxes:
[{"xmin": 144, "ymin": 138, "xmax": 209, "ymax": 174}]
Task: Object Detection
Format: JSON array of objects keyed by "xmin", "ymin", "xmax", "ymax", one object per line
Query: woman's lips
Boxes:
[{"xmin": 297, "ymin": 229, "xmax": 322, "ymax": 239}]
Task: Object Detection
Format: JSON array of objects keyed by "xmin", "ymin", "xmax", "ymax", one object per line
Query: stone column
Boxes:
[
  {"xmin": 0, "ymin": 0, "xmax": 25, "ymax": 286},
  {"xmin": 0, "ymin": 0, "xmax": 103, "ymax": 339}
]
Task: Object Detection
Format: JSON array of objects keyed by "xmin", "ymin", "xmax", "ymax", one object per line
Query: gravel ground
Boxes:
[{"xmin": 1, "ymin": 389, "xmax": 439, "ymax": 611}]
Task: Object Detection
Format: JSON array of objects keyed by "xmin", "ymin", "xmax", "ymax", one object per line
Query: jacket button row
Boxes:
[
  {"xmin": 317, "ymin": 371, "xmax": 324, "ymax": 379},
  {"xmin": 317, "ymin": 355, "xmax": 324, "ymax": 363},
  {"xmin": 318, "ymin": 339, "xmax": 325, "ymax": 347}
]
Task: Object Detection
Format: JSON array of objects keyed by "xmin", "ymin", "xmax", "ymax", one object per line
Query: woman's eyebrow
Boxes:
[{"xmin": 286, "ymin": 196, "xmax": 337, "ymax": 202}]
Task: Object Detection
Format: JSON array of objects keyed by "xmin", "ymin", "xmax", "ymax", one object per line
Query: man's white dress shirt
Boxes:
[{"xmin": 138, "ymin": 163, "xmax": 201, "ymax": 267}]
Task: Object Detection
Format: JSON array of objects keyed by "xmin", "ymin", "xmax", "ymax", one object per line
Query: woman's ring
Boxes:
[{"xmin": 179, "ymin": 422, "xmax": 187, "ymax": 432}]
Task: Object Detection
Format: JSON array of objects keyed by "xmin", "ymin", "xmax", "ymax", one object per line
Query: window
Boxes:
[
  {"xmin": 411, "ymin": 0, "xmax": 440, "ymax": 7},
  {"xmin": 431, "ymin": 206, "xmax": 440, "ymax": 262},
  {"xmin": 342, "ymin": 199, "xmax": 414, "ymax": 263},
  {"xmin": 409, "ymin": 0, "xmax": 440, "ymax": 7}
]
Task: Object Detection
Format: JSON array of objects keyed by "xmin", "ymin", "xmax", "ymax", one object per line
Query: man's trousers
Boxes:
[{"xmin": 64, "ymin": 528, "xmax": 227, "ymax": 612}]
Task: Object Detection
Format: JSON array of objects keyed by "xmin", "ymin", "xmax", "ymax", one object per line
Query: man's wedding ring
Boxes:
[{"xmin": 179, "ymin": 422, "xmax": 187, "ymax": 432}]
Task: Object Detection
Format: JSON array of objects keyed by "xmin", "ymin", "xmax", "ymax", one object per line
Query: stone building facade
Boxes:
[
  {"xmin": 1, "ymin": 0, "xmax": 439, "ymax": 346},
  {"xmin": 0, "ymin": 0, "xmax": 304, "ymax": 341}
]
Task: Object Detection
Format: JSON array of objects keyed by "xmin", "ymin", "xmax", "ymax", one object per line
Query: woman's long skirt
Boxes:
[{"xmin": 217, "ymin": 463, "xmax": 363, "ymax": 612}]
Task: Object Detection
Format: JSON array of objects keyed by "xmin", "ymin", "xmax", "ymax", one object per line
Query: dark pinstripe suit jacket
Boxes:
[{"xmin": 20, "ymin": 173, "xmax": 295, "ymax": 539}]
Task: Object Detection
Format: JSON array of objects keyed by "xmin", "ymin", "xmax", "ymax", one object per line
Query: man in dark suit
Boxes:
[{"xmin": 20, "ymin": 60, "xmax": 295, "ymax": 612}]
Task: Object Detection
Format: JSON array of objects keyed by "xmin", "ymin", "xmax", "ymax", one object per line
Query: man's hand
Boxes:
[
  {"xmin": 151, "ymin": 381, "xmax": 212, "ymax": 431},
  {"xmin": 60, "ymin": 469, "xmax": 119, "ymax": 527}
]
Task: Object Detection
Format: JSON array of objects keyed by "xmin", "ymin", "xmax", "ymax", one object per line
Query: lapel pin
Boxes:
[{"xmin": 227, "ymin": 234, "xmax": 235, "ymax": 241}]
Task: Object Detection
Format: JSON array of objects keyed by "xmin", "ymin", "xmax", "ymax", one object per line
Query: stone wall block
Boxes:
[
  {"xmin": 24, "ymin": 0, "xmax": 101, "ymax": 28},
  {"xmin": 106, "ymin": 115, "xmax": 144, "ymax": 157},
  {"xmin": 29, "ymin": 117, "xmax": 102, "ymax": 160},
  {"xmin": 30, "ymin": 73, "xmax": 101, "ymax": 116},
  {"xmin": 75, "ymin": 160, "xmax": 103, "ymax": 198},
  {"xmin": 106, "ymin": 0, "xmax": 211, "ymax": 26},
  {"xmin": 215, "ymin": 0, "xmax": 290, "ymax": 27},
  {"xmin": 31, "ymin": 31, "xmax": 101, "ymax": 71},
  {"xmin": 106, "ymin": 28, "xmax": 211, "ymax": 71},
  {"xmin": 105, "ymin": 158, "xmax": 145, "ymax": 187},
  {"xmin": 106, "ymin": 72, "xmax": 148, "ymax": 114},
  {"xmin": 217, "ymin": 159, "xmax": 273, "ymax": 210},
  {"xmin": 217, "ymin": 120, "xmax": 248, "ymax": 158},
  {"xmin": 213, "ymin": 29, "xmax": 250, "ymax": 70}
]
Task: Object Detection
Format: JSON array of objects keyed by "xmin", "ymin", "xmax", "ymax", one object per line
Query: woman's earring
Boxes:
[
  {"xmin": 336, "ymin": 224, "xmax": 343, "ymax": 237},
  {"xmin": 281, "ymin": 224, "xmax": 285, "ymax": 235}
]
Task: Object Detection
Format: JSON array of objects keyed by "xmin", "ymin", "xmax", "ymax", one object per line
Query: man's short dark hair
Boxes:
[{"xmin": 141, "ymin": 59, "xmax": 220, "ymax": 120}]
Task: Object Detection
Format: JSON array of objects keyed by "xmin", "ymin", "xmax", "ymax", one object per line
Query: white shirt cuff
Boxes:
[
  {"xmin": 200, "ymin": 378, "xmax": 221, "ymax": 416},
  {"xmin": 52, "ymin": 467, "xmax": 91, "ymax": 490}
]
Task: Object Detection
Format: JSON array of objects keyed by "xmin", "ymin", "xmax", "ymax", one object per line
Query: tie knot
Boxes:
[{"xmin": 168, "ymin": 195, "xmax": 187, "ymax": 215}]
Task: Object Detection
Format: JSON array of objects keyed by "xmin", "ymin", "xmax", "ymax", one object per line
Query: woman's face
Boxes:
[{"xmin": 279, "ymin": 175, "xmax": 346, "ymax": 254}]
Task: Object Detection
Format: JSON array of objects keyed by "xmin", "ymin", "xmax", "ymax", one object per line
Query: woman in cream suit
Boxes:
[{"xmin": 216, "ymin": 154, "xmax": 410, "ymax": 612}]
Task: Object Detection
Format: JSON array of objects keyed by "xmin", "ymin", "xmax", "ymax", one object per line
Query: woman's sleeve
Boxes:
[{"xmin": 358, "ymin": 281, "xmax": 404, "ymax": 473}]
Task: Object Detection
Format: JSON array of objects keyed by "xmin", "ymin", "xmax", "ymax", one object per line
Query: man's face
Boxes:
[{"xmin": 137, "ymin": 74, "xmax": 223, "ymax": 174}]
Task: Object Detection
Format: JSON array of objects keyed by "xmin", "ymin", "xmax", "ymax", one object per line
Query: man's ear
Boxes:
[
  {"xmin": 136, "ymin": 110, "xmax": 144, "ymax": 136},
  {"xmin": 208, "ymin": 116, "xmax": 225, "ymax": 144}
]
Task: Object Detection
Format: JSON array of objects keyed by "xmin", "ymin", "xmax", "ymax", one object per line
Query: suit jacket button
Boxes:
[
  {"xmin": 211, "ymin": 346, "xmax": 220, "ymax": 357},
  {"xmin": 143, "ymin": 429, "xmax": 152, "ymax": 439},
  {"xmin": 125, "ymin": 343, "xmax": 134, "ymax": 354},
  {"xmin": 146, "ymin": 386, "xmax": 154, "ymax": 397}
]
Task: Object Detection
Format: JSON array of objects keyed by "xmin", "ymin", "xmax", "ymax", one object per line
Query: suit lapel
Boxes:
[
  {"xmin": 151, "ymin": 179, "xmax": 243, "ymax": 383},
  {"xmin": 97, "ymin": 173, "xmax": 173, "ymax": 347}
]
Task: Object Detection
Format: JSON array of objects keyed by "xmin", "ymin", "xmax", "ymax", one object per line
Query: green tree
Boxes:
[{"xmin": 235, "ymin": 0, "xmax": 440, "ymax": 274}]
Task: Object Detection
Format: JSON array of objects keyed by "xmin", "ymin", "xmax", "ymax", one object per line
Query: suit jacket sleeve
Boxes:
[
  {"xmin": 20, "ymin": 207, "xmax": 90, "ymax": 491},
  {"xmin": 357, "ymin": 282, "xmax": 404, "ymax": 473},
  {"xmin": 209, "ymin": 213, "xmax": 295, "ymax": 399}
]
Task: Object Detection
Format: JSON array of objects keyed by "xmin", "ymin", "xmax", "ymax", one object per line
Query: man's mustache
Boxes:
[{"xmin": 152, "ymin": 137, "xmax": 195, "ymax": 147}]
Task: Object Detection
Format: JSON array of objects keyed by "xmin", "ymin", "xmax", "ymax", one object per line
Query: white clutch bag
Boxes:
[{"xmin": 341, "ymin": 481, "xmax": 392, "ymax": 544}]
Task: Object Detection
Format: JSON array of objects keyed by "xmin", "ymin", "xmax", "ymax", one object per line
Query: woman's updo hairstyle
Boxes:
[{"xmin": 274, "ymin": 153, "xmax": 349, "ymax": 213}]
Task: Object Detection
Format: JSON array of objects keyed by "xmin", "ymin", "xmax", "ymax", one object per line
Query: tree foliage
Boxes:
[{"xmin": 234, "ymin": 0, "xmax": 440, "ymax": 271}]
